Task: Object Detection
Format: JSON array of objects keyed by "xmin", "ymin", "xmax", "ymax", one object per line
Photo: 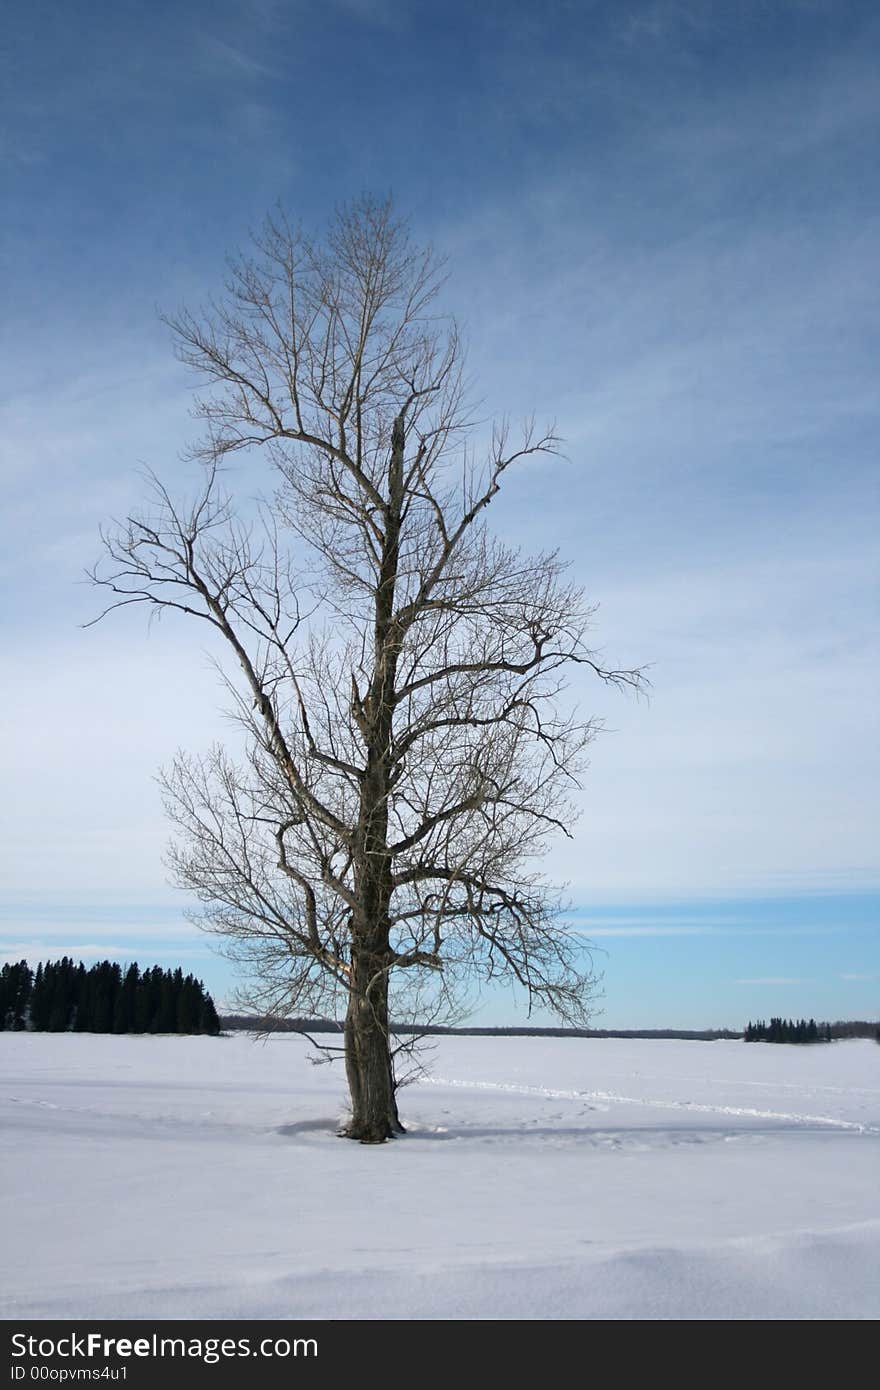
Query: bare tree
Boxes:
[{"xmin": 90, "ymin": 197, "xmax": 645, "ymax": 1142}]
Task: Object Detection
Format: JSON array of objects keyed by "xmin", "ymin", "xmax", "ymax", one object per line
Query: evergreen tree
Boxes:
[
  {"xmin": 91, "ymin": 961, "xmax": 115, "ymax": 1032},
  {"xmin": 0, "ymin": 964, "xmax": 11, "ymax": 1029},
  {"xmin": 29, "ymin": 962, "xmax": 52, "ymax": 1031},
  {"xmin": 177, "ymin": 974, "xmax": 200, "ymax": 1034},
  {"xmin": 198, "ymin": 988, "xmax": 221, "ymax": 1037},
  {"xmin": 72, "ymin": 962, "xmax": 87, "ymax": 1029},
  {"xmin": 134, "ymin": 967, "xmax": 155, "ymax": 1033},
  {"xmin": 0, "ymin": 961, "xmax": 32, "ymax": 1030},
  {"xmin": 146, "ymin": 966, "xmax": 164, "ymax": 1033},
  {"xmin": 16, "ymin": 960, "xmax": 32, "ymax": 1029},
  {"xmin": 48, "ymin": 957, "xmax": 71, "ymax": 1032},
  {"xmin": 156, "ymin": 971, "xmax": 177, "ymax": 1033},
  {"xmin": 75, "ymin": 964, "xmax": 95, "ymax": 1031},
  {"xmin": 114, "ymin": 963, "xmax": 140, "ymax": 1034}
]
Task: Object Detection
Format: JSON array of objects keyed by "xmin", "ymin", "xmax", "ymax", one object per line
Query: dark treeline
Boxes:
[
  {"xmin": 746, "ymin": 1017, "xmax": 880, "ymax": 1043},
  {"xmin": 222, "ymin": 1014, "xmax": 880, "ymax": 1042},
  {"xmin": 745, "ymin": 1017, "xmax": 828, "ymax": 1043},
  {"xmin": 221, "ymin": 1015, "xmax": 742, "ymax": 1040},
  {"xmin": 0, "ymin": 959, "xmax": 221, "ymax": 1035}
]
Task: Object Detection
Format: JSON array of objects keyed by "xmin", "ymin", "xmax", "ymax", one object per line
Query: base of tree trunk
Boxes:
[
  {"xmin": 342, "ymin": 973, "xmax": 404, "ymax": 1142},
  {"xmin": 338, "ymin": 1116, "xmax": 407, "ymax": 1144}
]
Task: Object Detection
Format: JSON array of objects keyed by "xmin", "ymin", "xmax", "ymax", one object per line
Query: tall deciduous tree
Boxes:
[{"xmin": 90, "ymin": 198, "xmax": 644, "ymax": 1141}]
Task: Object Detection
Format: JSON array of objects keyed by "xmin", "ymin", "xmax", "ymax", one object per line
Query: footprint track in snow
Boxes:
[{"xmin": 417, "ymin": 1075, "xmax": 880, "ymax": 1134}]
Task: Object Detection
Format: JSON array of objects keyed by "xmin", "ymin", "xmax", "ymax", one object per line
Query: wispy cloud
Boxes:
[
  {"xmin": 199, "ymin": 34, "xmax": 277, "ymax": 80},
  {"xmin": 575, "ymin": 925, "xmax": 725, "ymax": 938}
]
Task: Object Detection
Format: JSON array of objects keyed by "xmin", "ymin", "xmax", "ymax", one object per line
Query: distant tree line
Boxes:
[
  {"xmin": 221, "ymin": 1012, "xmax": 880, "ymax": 1043},
  {"xmin": 221, "ymin": 1015, "xmax": 743, "ymax": 1040},
  {"xmin": 745, "ymin": 1017, "xmax": 829, "ymax": 1043},
  {"xmin": 0, "ymin": 958, "xmax": 221, "ymax": 1035}
]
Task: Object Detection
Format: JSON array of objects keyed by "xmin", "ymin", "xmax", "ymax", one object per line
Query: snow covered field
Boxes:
[{"xmin": 2, "ymin": 1031, "xmax": 878, "ymax": 1320}]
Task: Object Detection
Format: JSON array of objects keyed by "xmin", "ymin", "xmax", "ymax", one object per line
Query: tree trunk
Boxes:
[
  {"xmin": 339, "ymin": 410, "xmax": 407, "ymax": 1143},
  {"xmin": 341, "ymin": 946, "xmax": 403, "ymax": 1142}
]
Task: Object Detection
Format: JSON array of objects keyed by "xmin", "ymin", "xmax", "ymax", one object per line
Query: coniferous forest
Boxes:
[
  {"xmin": 744, "ymin": 1017, "xmax": 830, "ymax": 1043},
  {"xmin": 0, "ymin": 958, "xmax": 221, "ymax": 1035}
]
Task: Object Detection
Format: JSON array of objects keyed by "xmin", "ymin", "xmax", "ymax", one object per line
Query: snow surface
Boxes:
[{"xmin": 1, "ymin": 1031, "xmax": 878, "ymax": 1320}]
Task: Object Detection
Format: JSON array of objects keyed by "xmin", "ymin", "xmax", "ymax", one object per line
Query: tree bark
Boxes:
[
  {"xmin": 342, "ymin": 944, "xmax": 403, "ymax": 1142},
  {"xmin": 338, "ymin": 410, "xmax": 407, "ymax": 1142}
]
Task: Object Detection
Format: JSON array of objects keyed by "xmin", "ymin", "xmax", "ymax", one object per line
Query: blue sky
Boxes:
[{"xmin": 2, "ymin": 0, "xmax": 878, "ymax": 1028}]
